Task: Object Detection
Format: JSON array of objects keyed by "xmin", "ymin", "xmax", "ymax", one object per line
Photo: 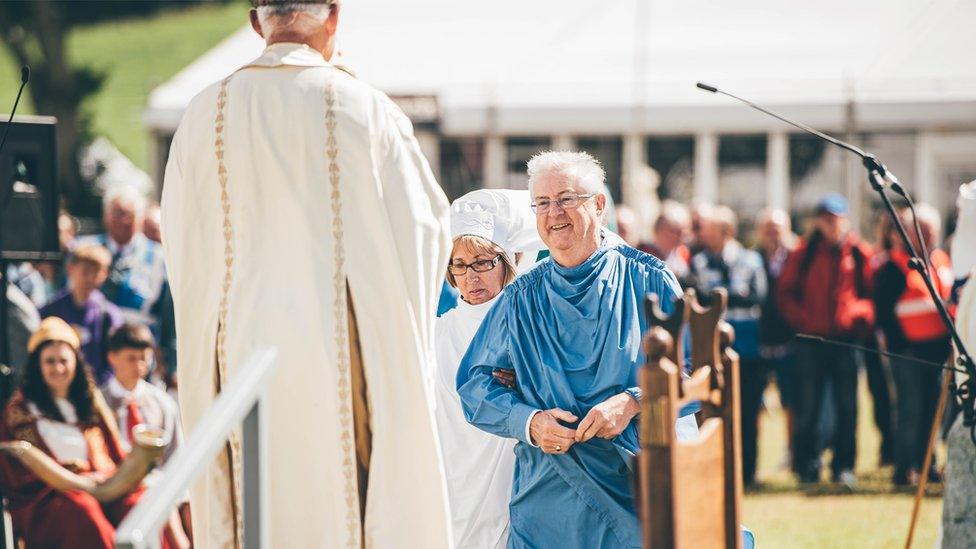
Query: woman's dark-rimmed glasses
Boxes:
[{"xmin": 448, "ymin": 255, "xmax": 502, "ymax": 276}]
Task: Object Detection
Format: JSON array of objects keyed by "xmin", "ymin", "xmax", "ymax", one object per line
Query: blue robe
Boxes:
[{"xmin": 456, "ymin": 234, "xmax": 681, "ymax": 548}]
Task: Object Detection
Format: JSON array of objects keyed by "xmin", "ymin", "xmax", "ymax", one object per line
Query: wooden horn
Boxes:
[{"xmin": 0, "ymin": 424, "xmax": 168, "ymax": 503}]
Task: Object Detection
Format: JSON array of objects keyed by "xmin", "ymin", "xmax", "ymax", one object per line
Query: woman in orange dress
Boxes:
[{"xmin": 0, "ymin": 317, "xmax": 167, "ymax": 548}]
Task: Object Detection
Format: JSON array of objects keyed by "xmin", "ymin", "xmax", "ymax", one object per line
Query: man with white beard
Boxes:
[{"xmin": 161, "ymin": 1, "xmax": 451, "ymax": 546}]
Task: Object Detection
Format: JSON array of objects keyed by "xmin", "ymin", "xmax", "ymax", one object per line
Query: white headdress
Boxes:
[
  {"xmin": 952, "ymin": 180, "xmax": 976, "ymax": 279},
  {"xmin": 450, "ymin": 189, "xmax": 545, "ymax": 272}
]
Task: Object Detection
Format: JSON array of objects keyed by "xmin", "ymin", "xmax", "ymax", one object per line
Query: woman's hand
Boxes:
[
  {"xmin": 575, "ymin": 392, "xmax": 640, "ymax": 443},
  {"xmin": 529, "ymin": 408, "xmax": 578, "ymax": 454},
  {"xmin": 492, "ymin": 368, "xmax": 516, "ymax": 388}
]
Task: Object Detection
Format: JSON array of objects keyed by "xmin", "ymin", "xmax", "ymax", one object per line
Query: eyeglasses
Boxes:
[
  {"xmin": 448, "ymin": 255, "xmax": 502, "ymax": 276},
  {"xmin": 531, "ymin": 192, "xmax": 596, "ymax": 214}
]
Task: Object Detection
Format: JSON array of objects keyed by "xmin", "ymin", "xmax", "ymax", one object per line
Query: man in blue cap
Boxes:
[{"xmin": 776, "ymin": 192, "xmax": 876, "ymax": 488}]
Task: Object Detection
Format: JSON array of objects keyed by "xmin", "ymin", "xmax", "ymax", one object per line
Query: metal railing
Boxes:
[{"xmin": 116, "ymin": 347, "xmax": 278, "ymax": 549}]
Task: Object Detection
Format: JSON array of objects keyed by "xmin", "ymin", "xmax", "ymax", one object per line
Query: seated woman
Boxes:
[
  {"xmin": 0, "ymin": 317, "xmax": 175, "ymax": 548},
  {"xmin": 433, "ymin": 189, "xmax": 543, "ymax": 548}
]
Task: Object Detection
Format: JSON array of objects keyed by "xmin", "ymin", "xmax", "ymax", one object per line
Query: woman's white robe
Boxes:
[{"xmin": 434, "ymin": 296, "xmax": 515, "ymax": 549}]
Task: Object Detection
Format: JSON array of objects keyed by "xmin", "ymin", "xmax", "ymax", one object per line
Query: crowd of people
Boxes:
[
  {"xmin": 0, "ymin": 164, "xmax": 967, "ymax": 545},
  {"xmin": 0, "ymin": 187, "xmax": 187, "ymax": 547},
  {"xmin": 5, "ymin": 185, "xmax": 175, "ymax": 389},
  {"xmin": 614, "ymin": 190, "xmax": 962, "ymax": 490},
  {"xmin": 0, "ymin": 162, "xmax": 967, "ymax": 547}
]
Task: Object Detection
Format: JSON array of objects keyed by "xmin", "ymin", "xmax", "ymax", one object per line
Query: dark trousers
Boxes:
[
  {"xmin": 739, "ymin": 357, "xmax": 767, "ymax": 485},
  {"xmin": 793, "ymin": 344, "xmax": 859, "ymax": 479},
  {"xmin": 890, "ymin": 339, "xmax": 950, "ymax": 481},
  {"xmin": 862, "ymin": 338, "xmax": 895, "ymax": 463}
]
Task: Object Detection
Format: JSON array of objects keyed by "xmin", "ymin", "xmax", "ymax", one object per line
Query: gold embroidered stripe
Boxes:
[
  {"xmin": 215, "ymin": 76, "xmax": 245, "ymax": 549},
  {"xmin": 325, "ymin": 70, "xmax": 362, "ymax": 549}
]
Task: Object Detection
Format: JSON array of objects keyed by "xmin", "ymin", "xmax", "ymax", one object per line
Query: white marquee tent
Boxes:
[{"xmin": 145, "ymin": 0, "xmax": 976, "ymax": 229}]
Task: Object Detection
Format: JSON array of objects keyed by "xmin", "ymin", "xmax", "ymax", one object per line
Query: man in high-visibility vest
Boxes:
[{"xmin": 873, "ymin": 203, "xmax": 953, "ymax": 486}]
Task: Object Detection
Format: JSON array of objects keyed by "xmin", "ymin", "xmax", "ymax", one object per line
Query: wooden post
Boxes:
[
  {"xmin": 638, "ymin": 289, "xmax": 743, "ymax": 549},
  {"xmin": 641, "ymin": 327, "xmax": 679, "ymax": 548},
  {"xmin": 719, "ymin": 323, "xmax": 743, "ymax": 549}
]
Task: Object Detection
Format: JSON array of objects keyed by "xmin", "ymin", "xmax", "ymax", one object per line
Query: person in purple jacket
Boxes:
[{"xmin": 40, "ymin": 245, "xmax": 124, "ymax": 385}]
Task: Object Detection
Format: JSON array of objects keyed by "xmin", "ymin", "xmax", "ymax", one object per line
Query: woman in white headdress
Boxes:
[{"xmin": 432, "ymin": 189, "xmax": 543, "ymax": 549}]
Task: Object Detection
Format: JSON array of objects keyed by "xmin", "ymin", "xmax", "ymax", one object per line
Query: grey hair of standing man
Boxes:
[
  {"xmin": 249, "ymin": 0, "xmax": 340, "ymax": 58},
  {"xmin": 103, "ymin": 185, "xmax": 148, "ymax": 247},
  {"xmin": 711, "ymin": 205, "xmax": 738, "ymax": 238},
  {"xmin": 526, "ymin": 151, "xmax": 607, "ymax": 199},
  {"xmin": 103, "ymin": 184, "xmax": 147, "ymax": 216},
  {"xmin": 911, "ymin": 202, "xmax": 943, "ymax": 245}
]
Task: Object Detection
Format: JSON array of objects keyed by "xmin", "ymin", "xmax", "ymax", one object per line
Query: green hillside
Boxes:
[{"xmin": 0, "ymin": 1, "xmax": 248, "ymax": 171}]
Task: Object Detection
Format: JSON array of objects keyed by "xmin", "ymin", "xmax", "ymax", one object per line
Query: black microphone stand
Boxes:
[
  {"xmin": 0, "ymin": 64, "xmax": 29, "ymax": 549},
  {"xmin": 0, "ymin": 66, "xmax": 31, "ymax": 379},
  {"xmin": 697, "ymin": 81, "xmax": 976, "ymax": 444}
]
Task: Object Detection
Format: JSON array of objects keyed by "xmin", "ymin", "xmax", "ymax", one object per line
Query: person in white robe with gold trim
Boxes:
[
  {"xmin": 433, "ymin": 190, "xmax": 543, "ymax": 549},
  {"xmin": 160, "ymin": 1, "xmax": 452, "ymax": 547}
]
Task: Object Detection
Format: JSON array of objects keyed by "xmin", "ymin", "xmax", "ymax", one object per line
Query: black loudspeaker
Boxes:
[{"xmin": 0, "ymin": 116, "xmax": 59, "ymax": 261}]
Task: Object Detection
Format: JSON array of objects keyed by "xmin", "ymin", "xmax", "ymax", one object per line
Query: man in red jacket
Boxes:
[{"xmin": 777, "ymin": 193, "xmax": 875, "ymax": 487}]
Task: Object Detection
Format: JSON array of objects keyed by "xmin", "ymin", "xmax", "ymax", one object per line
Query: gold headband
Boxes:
[{"xmin": 27, "ymin": 317, "xmax": 81, "ymax": 354}]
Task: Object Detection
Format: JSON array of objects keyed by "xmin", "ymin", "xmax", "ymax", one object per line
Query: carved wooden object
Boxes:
[{"xmin": 638, "ymin": 288, "xmax": 743, "ymax": 548}]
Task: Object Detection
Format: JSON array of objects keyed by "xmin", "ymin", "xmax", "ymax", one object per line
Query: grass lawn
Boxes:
[
  {"xmin": 745, "ymin": 374, "xmax": 944, "ymax": 547},
  {"xmin": 0, "ymin": 0, "xmax": 249, "ymax": 171}
]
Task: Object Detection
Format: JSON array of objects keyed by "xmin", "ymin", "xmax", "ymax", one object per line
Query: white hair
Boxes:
[
  {"xmin": 910, "ymin": 202, "xmax": 943, "ymax": 244},
  {"xmin": 913, "ymin": 203, "xmax": 942, "ymax": 230},
  {"xmin": 103, "ymin": 184, "xmax": 147, "ymax": 215},
  {"xmin": 757, "ymin": 207, "xmax": 791, "ymax": 230},
  {"xmin": 526, "ymin": 151, "xmax": 606, "ymax": 197},
  {"xmin": 711, "ymin": 205, "xmax": 738, "ymax": 236},
  {"xmin": 655, "ymin": 199, "xmax": 691, "ymax": 229},
  {"xmin": 257, "ymin": 3, "xmax": 333, "ymax": 35}
]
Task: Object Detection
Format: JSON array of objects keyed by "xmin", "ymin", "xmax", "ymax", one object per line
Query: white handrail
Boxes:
[{"xmin": 116, "ymin": 347, "xmax": 278, "ymax": 549}]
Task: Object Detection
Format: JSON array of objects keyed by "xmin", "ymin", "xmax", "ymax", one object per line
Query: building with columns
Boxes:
[{"xmin": 145, "ymin": 0, "xmax": 976, "ymax": 239}]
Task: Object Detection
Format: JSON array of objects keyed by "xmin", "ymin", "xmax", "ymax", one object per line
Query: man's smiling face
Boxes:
[{"xmin": 533, "ymin": 172, "xmax": 605, "ymax": 258}]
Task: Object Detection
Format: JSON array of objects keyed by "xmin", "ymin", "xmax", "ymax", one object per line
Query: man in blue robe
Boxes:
[{"xmin": 457, "ymin": 151, "xmax": 698, "ymax": 548}]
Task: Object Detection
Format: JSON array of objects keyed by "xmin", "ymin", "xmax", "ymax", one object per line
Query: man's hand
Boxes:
[
  {"xmin": 575, "ymin": 392, "xmax": 641, "ymax": 443},
  {"xmin": 492, "ymin": 368, "xmax": 516, "ymax": 388},
  {"xmin": 529, "ymin": 408, "xmax": 578, "ymax": 454}
]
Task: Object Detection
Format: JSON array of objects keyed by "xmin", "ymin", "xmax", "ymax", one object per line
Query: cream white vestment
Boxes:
[{"xmin": 161, "ymin": 42, "xmax": 451, "ymax": 549}]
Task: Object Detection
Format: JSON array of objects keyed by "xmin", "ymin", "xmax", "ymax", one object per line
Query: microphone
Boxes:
[
  {"xmin": 0, "ymin": 65, "xmax": 30, "ymax": 158},
  {"xmin": 696, "ymin": 82, "xmax": 718, "ymax": 93}
]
